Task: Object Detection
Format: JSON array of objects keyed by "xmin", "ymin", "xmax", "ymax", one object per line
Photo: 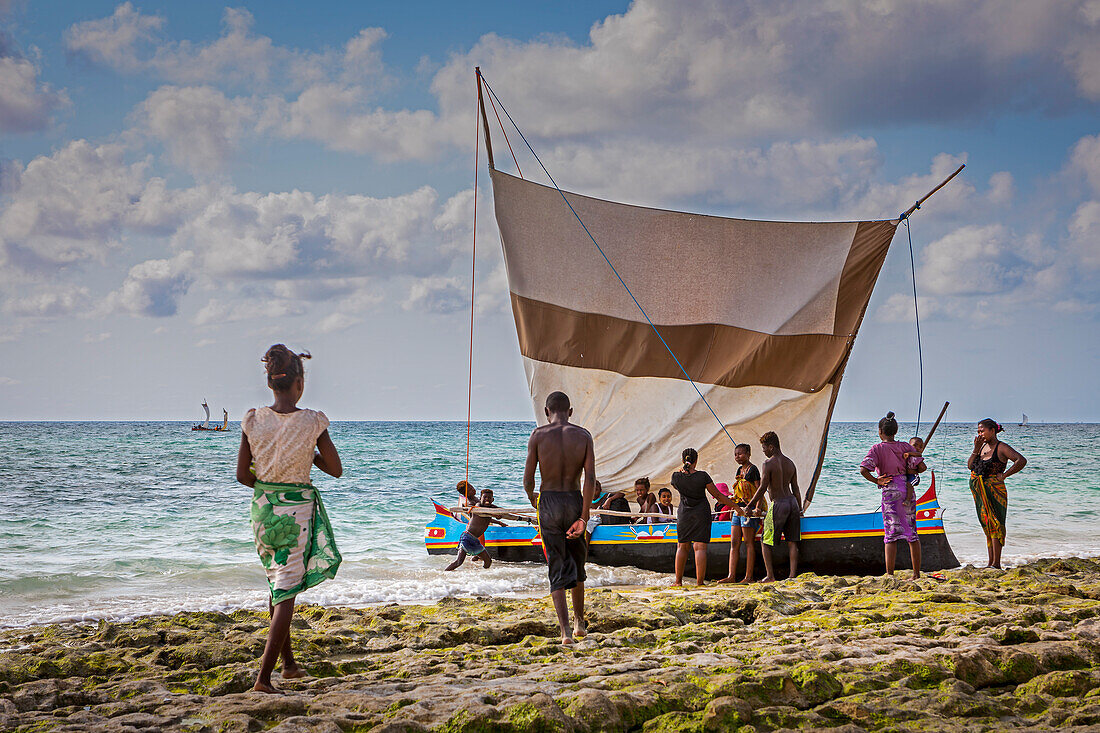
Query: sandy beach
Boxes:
[{"xmin": 2, "ymin": 557, "xmax": 1099, "ymax": 732}]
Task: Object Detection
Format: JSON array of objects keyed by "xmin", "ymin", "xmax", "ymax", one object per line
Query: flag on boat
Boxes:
[{"xmin": 490, "ymin": 169, "xmax": 898, "ymax": 493}]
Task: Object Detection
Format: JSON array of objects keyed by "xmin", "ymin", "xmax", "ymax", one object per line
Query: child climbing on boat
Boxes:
[
  {"xmin": 860, "ymin": 412, "xmax": 925, "ymax": 580},
  {"xmin": 236, "ymin": 344, "xmax": 343, "ymax": 694},
  {"xmin": 445, "ymin": 482, "xmax": 503, "ymax": 571}
]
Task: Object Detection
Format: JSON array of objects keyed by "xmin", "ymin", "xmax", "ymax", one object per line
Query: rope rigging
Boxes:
[
  {"xmin": 904, "ymin": 215, "xmax": 924, "ymax": 434},
  {"xmin": 464, "ymin": 80, "xmax": 480, "ymax": 487}
]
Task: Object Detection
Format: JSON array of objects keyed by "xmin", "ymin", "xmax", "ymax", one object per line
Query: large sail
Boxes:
[{"xmin": 490, "ymin": 170, "xmax": 897, "ymax": 493}]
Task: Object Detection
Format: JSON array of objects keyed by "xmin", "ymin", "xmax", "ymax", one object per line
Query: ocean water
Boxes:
[{"xmin": 1, "ymin": 421, "xmax": 1097, "ymax": 628}]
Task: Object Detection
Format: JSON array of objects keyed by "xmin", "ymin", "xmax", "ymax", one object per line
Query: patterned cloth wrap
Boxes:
[
  {"xmin": 880, "ymin": 475, "xmax": 918, "ymax": 544},
  {"xmin": 251, "ymin": 480, "xmax": 341, "ymax": 605},
  {"xmin": 969, "ymin": 472, "xmax": 1007, "ymax": 546}
]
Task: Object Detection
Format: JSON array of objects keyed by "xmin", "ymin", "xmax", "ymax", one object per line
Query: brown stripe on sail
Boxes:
[
  {"xmin": 833, "ymin": 219, "xmax": 898, "ymax": 336},
  {"xmin": 511, "ymin": 294, "xmax": 850, "ymax": 393}
]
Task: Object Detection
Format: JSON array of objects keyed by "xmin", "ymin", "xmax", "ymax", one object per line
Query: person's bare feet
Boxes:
[
  {"xmin": 280, "ymin": 665, "xmax": 307, "ymax": 679},
  {"xmin": 909, "ymin": 572, "xmax": 920, "ymax": 581},
  {"xmin": 671, "ymin": 582, "xmax": 683, "ymax": 587},
  {"xmin": 252, "ymin": 680, "xmax": 283, "ymax": 694},
  {"xmin": 560, "ymin": 635, "xmax": 574, "ymax": 645},
  {"xmin": 573, "ymin": 619, "xmax": 586, "ymax": 639},
  {"xmin": 716, "ymin": 576, "xmax": 737, "ymax": 584},
  {"xmin": 737, "ymin": 576, "xmax": 753, "ymax": 584},
  {"xmin": 482, "ymin": 555, "xmax": 492, "ymax": 569},
  {"xmin": 761, "ymin": 576, "xmax": 776, "ymax": 583}
]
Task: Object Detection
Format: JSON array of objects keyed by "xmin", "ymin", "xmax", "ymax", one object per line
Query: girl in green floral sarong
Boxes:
[
  {"xmin": 237, "ymin": 344, "xmax": 343, "ymax": 694},
  {"xmin": 968, "ymin": 419, "xmax": 1026, "ymax": 570}
]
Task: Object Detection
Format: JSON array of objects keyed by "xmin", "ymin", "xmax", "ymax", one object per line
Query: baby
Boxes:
[{"xmin": 902, "ymin": 437, "xmax": 925, "ymax": 507}]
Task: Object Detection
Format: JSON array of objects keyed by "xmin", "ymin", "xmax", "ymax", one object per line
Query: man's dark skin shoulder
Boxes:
[{"xmin": 525, "ymin": 421, "xmax": 594, "ymax": 493}]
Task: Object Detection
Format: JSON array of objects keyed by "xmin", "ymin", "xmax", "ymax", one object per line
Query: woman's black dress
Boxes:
[{"xmin": 672, "ymin": 469, "xmax": 714, "ymax": 544}]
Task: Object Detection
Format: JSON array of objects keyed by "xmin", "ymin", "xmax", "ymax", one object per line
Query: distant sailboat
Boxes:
[
  {"xmin": 192, "ymin": 400, "xmax": 230, "ymax": 432},
  {"xmin": 1019, "ymin": 413, "xmax": 1029, "ymax": 426}
]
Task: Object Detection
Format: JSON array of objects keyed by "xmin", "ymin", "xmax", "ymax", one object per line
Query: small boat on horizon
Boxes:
[
  {"xmin": 1019, "ymin": 413, "xmax": 1029, "ymax": 426},
  {"xmin": 191, "ymin": 400, "xmax": 230, "ymax": 432}
]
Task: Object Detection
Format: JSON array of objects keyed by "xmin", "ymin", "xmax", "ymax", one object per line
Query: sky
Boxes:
[{"xmin": 0, "ymin": 0, "xmax": 1097, "ymax": 422}]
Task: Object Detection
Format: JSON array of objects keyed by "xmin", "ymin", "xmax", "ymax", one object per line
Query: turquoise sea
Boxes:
[{"xmin": 1, "ymin": 421, "xmax": 1097, "ymax": 628}]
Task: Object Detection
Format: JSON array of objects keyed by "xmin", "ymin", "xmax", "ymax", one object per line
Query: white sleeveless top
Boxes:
[{"xmin": 241, "ymin": 407, "xmax": 330, "ymax": 485}]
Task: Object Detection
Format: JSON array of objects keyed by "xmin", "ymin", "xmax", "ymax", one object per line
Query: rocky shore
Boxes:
[{"xmin": 2, "ymin": 557, "xmax": 1100, "ymax": 732}]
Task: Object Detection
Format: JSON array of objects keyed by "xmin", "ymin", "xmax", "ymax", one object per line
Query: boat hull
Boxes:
[{"xmin": 425, "ymin": 478, "xmax": 960, "ymax": 578}]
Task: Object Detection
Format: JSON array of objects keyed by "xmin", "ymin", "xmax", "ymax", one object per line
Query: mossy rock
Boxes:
[
  {"xmin": 701, "ymin": 696, "xmax": 751, "ymax": 732},
  {"xmin": 1015, "ymin": 670, "xmax": 1100, "ymax": 698},
  {"xmin": 640, "ymin": 711, "xmax": 703, "ymax": 733}
]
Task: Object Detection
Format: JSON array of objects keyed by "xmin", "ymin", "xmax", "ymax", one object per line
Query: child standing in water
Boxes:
[
  {"xmin": 860, "ymin": 412, "xmax": 925, "ymax": 579},
  {"xmin": 236, "ymin": 345, "xmax": 343, "ymax": 694}
]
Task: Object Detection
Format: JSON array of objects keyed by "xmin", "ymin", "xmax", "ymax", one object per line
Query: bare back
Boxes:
[
  {"xmin": 527, "ymin": 422, "xmax": 593, "ymax": 493},
  {"xmin": 761, "ymin": 452, "xmax": 799, "ymax": 503}
]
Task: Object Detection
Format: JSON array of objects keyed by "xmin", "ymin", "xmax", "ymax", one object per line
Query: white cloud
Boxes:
[
  {"xmin": 1068, "ymin": 200, "xmax": 1100, "ymax": 270},
  {"xmin": 404, "ymin": 276, "xmax": 467, "ymax": 314},
  {"xmin": 315, "ymin": 312, "xmax": 359, "ymax": 334},
  {"xmin": 104, "ymin": 253, "xmax": 194, "ymax": 317},
  {"xmin": 4, "ymin": 286, "xmax": 92, "ymax": 317},
  {"xmin": 0, "ymin": 376, "xmax": 19, "ymax": 386},
  {"xmin": 264, "ymin": 85, "xmax": 452, "ymax": 161},
  {"xmin": 431, "ymin": 0, "xmax": 1100, "ymax": 148},
  {"xmin": 135, "ymin": 85, "xmax": 257, "ymax": 175},
  {"xmin": 920, "ymin": 224, "xmax": 1024, "ymax": 296},
  {"xmin": 83, "ymin": 332, "xmax": 111, "ymax": 343},
  {"xmin": 1068, "ymin": 134, "xmax": 1100, "ymax": 194},
  {"xmin": 64, "ymin": 2, "xmax": 163, "ymax": 73},
  {"xmin": 193, "ymin": 298, "xmax": 305, "ymax": 326},
  {"xmin": 0, "ymin": 141, "xmax": 194, "ymax": 269},
  {"xmin": 65, "ymin": 5, "xmax": 384, "ymax": 92},
  {"xmin": 0, "ymin": 55, "xmax": 67, "ymax": 133}
]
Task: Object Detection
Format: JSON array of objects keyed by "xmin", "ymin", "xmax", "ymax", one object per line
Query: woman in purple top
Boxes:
[{"xmin": 860, "ymin": 412, "xmax": 926, "ymax": 579}]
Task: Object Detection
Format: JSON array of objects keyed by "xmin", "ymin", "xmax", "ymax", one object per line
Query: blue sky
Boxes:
[{"xmin": 1, "ymin": 0, "xmax": 1097, "ymax": 422}]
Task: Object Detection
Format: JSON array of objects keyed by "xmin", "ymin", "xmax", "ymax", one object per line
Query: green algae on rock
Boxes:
[{"xmin": 1, "ymin": 557, "xmax": 1099, "ymax": 731}]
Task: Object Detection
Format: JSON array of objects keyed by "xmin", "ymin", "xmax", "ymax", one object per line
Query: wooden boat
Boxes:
[
  {"xmin": 428, "ymin": 73, "xmax": 966, "ymax": 579},
  {"xmin": 191, "ymin": 400, "xmax": 230, "ymax": 432},
  {"xmin": 424, "ymin": 475, "xmax": 959, "ymax": 578}
]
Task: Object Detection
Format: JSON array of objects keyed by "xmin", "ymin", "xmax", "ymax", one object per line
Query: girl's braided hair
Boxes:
[{"xmin": 262, "ymin": 344, "xmax": 311, "ymax": 391}]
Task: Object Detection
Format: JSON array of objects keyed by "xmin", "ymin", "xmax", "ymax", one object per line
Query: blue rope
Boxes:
[
  {"xmin": 481, "ymin": 78, "xmax": 737, "ymax": 446},
  {"xmin": 903, "ymin": 216, "xmax": 924, "ymax": 434}
]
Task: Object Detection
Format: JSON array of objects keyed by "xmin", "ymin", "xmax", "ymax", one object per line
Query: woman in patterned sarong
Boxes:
[
  {"xmin": 236, "ymin": 344, "xmax": 343, "ymax": 694},
  {"xmin": 860, "ymin": 412, "xmax": 926, "ymax": 579},
  {"xmin": 968, "ymin": 418, "xmax": 1026, "ymax": 569}
]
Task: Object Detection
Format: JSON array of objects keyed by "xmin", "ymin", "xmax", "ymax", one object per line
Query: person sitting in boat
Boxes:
[
  {"xmin": 631, "ymin": 477, "xmax": 657, "ymax": 523},
  {"xmin": 746, "ymin": 432, "xmax": 802, "ymax": 582},
  {"xmin": 860, "ymin": 412, "xmax": 925, "ymax": 580},
  {"xmin": 650, "ymin": 488, "xmax": 675, "ymax": 524},
  {"xmin": 714, "ymin": 483, "xmax": 735, "ymax": 522},
  {"xmin": 672, "ymin": 448, "xmax": 739, "ymax": 587},
  {"xmin": 445, "ymin": 483, "xmax": 505, "ymax": 571},
  {"xmin": 586, "ymin": 481, "xmax": 629, "ymax": 539},
  {"xmin": 720, "ymin": 443, "xmax": 764, "ymax": 584}
]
